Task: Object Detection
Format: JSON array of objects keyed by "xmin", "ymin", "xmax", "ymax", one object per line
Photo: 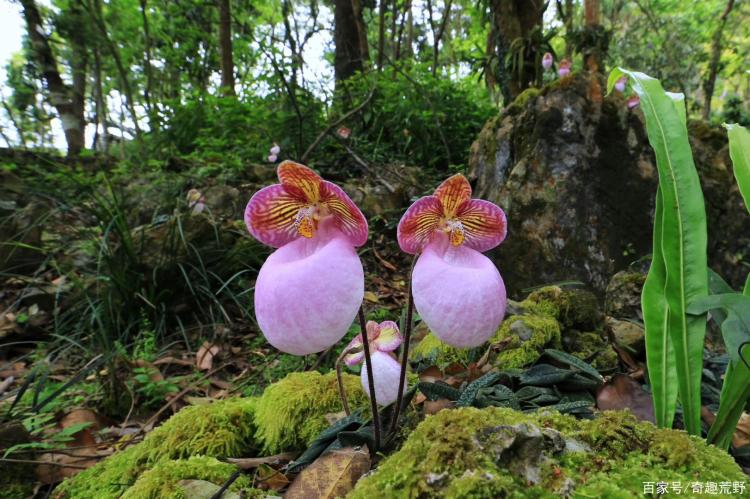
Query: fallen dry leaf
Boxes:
[
  {"xmin": 424, "ymin": 399, "xmax": 454, "ymax": 415},
  {"xmin": 363, "ymin": 291, "xmax": 379, "ymax": 303},
  {"xmin": 596, "ymin": 374, "xmax": 655, "ymax": 423},
  {"xmin": 196, "ymin": 342, "xmax": 220, "ymax": 371},
  {"xmin": 255, "ymin": 463, "xmax": 290, "ymax": 491},
  {"xmin": 733, "ymin": 412, "xmax": 750, "ymax": 448},
  {"xmin": 284, "ymin": 446, "xmax": 370, "ymax": 499}
]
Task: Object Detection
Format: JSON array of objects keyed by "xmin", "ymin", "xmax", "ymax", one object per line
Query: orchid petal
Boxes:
[
  {"xmin": 277, "ymin": 160, "xmax": 321, "ymax": 202},
  {"xmin": 245, "ymin": 184, "xmax": 307, "ymax": 248},
  {"xmin": 433, "ymin": 174, "xmax": 472, "ymax": 218},
  {"xmin": 361, "ymin": 351, "xmax": 407, "ymax": 406},
  {"xmin": 412, "ymin": 239, "xmax": 506, "ymax": 348},
  {"xmin": 254, "ymin": 230, "xmax": 364, "ymax": 355},
  {"xmin": 456, "ymin": 198, "xmax": 508, "ymax": 252},
  {"xmin": 344, "ymin": 350, "xmax": 365, "ymax": 366},
  {"xmin": 320, "ymin": 180, "xmax": 369, "ymax": 247},
  {"xmin": 372, "ymin": 321, "xmax": 402, "ymax": 352},
  {"xmin": 397, "ymin": 196, "xmax": 444, "ymax": 254}
]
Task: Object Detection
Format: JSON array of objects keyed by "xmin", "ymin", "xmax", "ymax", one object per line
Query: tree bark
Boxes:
[
  {"xmin": 334, "ymin": 0, "xmax": 367, "ymax": 83},
  {"xmin": 217, "ymin": 0, "xmax": 235, "ymax": 95},
  {"xmin": 702, "ymin": 0, "xmax": 735, "ymax": 120},
  {"xmin": 19, "ymin": 0, "xmax": 85, "ymax": 155},
  {"xmin": 583, "ymin": 0, "xmax": 601, "ymax": 71},
  {"xmin": 377, "ymin": 0, "xmax": 387, "ymax": 69},
  {"xmin": 426, "ymin": 0, "xmax": 453, "ymax": 76},
  {"xmin": 139, "ymin": 0, "xmax": 155, "ymax": 118},
  {"xmin": 488, "ymin": 0, "xmax": 546, "ymax": 102}
]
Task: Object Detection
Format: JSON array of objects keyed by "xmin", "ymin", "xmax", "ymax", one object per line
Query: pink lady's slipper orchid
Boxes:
[
  {"xmin": 542, "ymin": 52, "xmax": 553, "ymax": 70},
  {"xmin": 337, "ymin": 126, "xmax": 352, "ymax": 139},
  {"xmin": 245, "ymin": 161, "xmax": 368, "ymax": 355},
  {"xmin": 558, "ymin": 59, "xmax": 571, "ymax": 77},
  {"xmin": 268, "ymin": 154, "xmax": 278, "ymax": 163},
  {"xmin": 345, "ymin": 321, "xmax": 405, "ymax": 406},
  {"xmin": 627, "ymin": 94, "xmax": 640, "ymax": 109},
  {"xmin": 397, "ymin": 174, "xmax": 507, "ymax": 348},
  {"xmin": 270, "ymin": 143, "xmax": 281, "ymax": 156},
  {"xmin": 186, "ymin": 188, "xmax": 206, "ymax": 214},
  {"xmin": 614, "ymin": 75, "xmax": 628, "ymax": 93}
]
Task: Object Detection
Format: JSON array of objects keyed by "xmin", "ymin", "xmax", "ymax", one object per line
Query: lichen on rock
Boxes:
[
  {"xmin": 254, "ymin": 370, "xmax": 367, "ymax": 453},
  {"xmin": 349, "ymin": 407, "xmax": 748, "ymax": 498}
]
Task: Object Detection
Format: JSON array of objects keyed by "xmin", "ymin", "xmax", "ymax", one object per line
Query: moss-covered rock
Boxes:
[
  {"xmin": 349, "ymin": 407, "xmax": 748, "ymax": 498},
  {"xmin": 55, "ymin": 397, "xmax": 258, "ymax": 498},
  {"xmin": 411, "ymin": 332, "xmax": 472, "ymax": 370},
  {"xmin": 254, "ymin": 370, "xmax": 367, "ymax": 453},
  {"xmin": 492, "ymin": 314, "xmax": 561, "ymax": 369},
  {"xmin": 604, "ymin": 270, "xmax": 646, "ymax": 320},
  {"xmin": 121, "ymin": 456, "xmax": 259, "ymax": 499}
]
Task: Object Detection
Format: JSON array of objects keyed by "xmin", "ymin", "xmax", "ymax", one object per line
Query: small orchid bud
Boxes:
[
  {"xmin": 542, "ymin": 52, "xmax": 553, "ymax": 70},
  {"xmin": 186, "ymin": 189, "xmax": 206, "ymax": 214},
  {"xmin": 558, "ymin": 59, "xmax": 571, "ymax": 77},
  {"xmin": 270, "ymin": 143, "xmax": 281, "ymax": 155},
  {"xmin": 627, "ymin": 94, "xmax": 640, "ymax": 109},
  {"xmin": 361, "ymin": 351, "xmax": 406, "ymax": 406},
  {"xmin": 337, "ymin": 127, "xmax": 351, "ymax": 139},
  {"xmin": 267, "ymin": 154, "xmax": 278, "ymax": 163},
  {"xmin": 614, "ymin": 76, "xmax": 627, "ymax": 93}
]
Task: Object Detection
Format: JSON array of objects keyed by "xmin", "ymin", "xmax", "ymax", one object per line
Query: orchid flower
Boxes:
[
  {"xmin": 542, "ymin": 52, "xmax": 553, "ymax": 70},
  {"xmin": 627, "ymin": 94, "xmax": 640, "ymax": 109},
  {"xmin": 268, "ymin": 154, "xmax": 278, "ymax": 163},
  {"xmin": 397, "ymin": 174, "xmax": 507, "ymax": 348},
  {"xmin": 345, "ymin": 321, "xmax": 405, "ymax": 406},
  {"xmin": 614, "ymin": 75, "xmax": 628, "ymax": 93},
  {"xmin": 186, "ymin": 188, "xmax": 206, "ymax": 214},
  {"xmin": 270, "ymin": 143, "xmax": 281, "ymax": 155},
  {"xmin": 558, "ymin": 59, "xmax": 571, "ymax": 77},
  {"xmin": 245, "ymin": 161, "xmax": 368, "ymax": 355}
]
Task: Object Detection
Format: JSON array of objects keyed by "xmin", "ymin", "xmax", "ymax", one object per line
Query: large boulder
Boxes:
[{"xmin": 469, "ymin": 73, "xmax": 750, "ymax": 295}]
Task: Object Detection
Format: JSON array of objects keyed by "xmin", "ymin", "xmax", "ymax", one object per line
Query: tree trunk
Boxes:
[
  {"xmin": 334, "ymin": 0, "xmax": 367, "ymax": 83},
  {"xmin": 139, "ymin": 0, "xmax": 155, "ymax": 120},
  {"xmin": 20, "ymin": 0, "xmax": 85, "ymax": 155},
  {"xmin": 488, "ymin": 0, "xmax": 546, "ymax": 102},
  {"xmin": 583, "ymin": 0, "xmax": 601, "ymax": 72},
  {"xmin": 702, "ymin": 0, "xmax": 735, "ymax": 120},
  {"xmin": 377, "ymin": 0, "xmax": 387, "ymax": 69},
  {"xmin": 217, "ymin": 0, "xmax": 235, "ymax": 95}
]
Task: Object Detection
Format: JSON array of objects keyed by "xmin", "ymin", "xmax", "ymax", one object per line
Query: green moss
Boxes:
[
  {"xmin": 254, "ymin": 370, "xmax": 367, "ymax": 453},
  {"xmin": 563, "ymin": 330, "xmax": 619, "ymax": 371},
  {"xmin": 121, "ymin": 456, "xmax": 258, "ymax": 499},
  {"xmin": 350, "ymin": 407, "xmax": 747, "ymax": 499},
  {"xmin": 526, "ymin": 286, "xmax": 602, "ymax": 330},
  {"xmin": 411, "ymin": 332, "xmax": 472, "ymax": 370},
  {"xmin": 56, "ymin": 398, "xmax": 258, "ymax": 499},
  {"xmin": 506, "ymin": 87, "xmax": 541, "ymax": 115},
  {"xmin": 140, "ymin": 397, "xmax": 258, "ymax": 462},
  {"xmin": 492, "ymin": 314, "xmax": 561, "ymax": 369}
]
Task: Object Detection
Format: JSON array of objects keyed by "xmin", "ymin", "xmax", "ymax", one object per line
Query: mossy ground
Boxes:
[
  {"xmin": 492, "ymin": 314, "xmax": 561, "ymax": 369},
  {"xmin": 349, "ymin": 407, "xmax": 748, "ymax": 499},
  {"xmin": 411, "ymin": 332, "xmax": 473, "ymax": 370},
  {"xmin": 57, "ymin": 370, "xmax": 362, "ymax": 497}
]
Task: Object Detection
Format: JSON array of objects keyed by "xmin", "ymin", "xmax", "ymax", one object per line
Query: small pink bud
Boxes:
[
  {"xmin": 614, "ymin": 76, "xmax": 627, "ymax": 92},
  {"xmin": 542, "ymin": 52, "xmax": 553, "ymax": 70},
  {"xmin": 336, "ymin": 126, "xmax": 351, "ymax": 139},
  {"xmin": 267, "ymin": 154, "xmax": 278, "ymax": 163},
  {"xmin": 558, "ymin": 59, "xmax": 571, "ymax": 77},
  {"xmin": 627, "ymin": 94, "xmax": 640, "ymax": 109},
  {"xmin": 270, "ymin": 143, "xmax": 280, "ymax": 155}
]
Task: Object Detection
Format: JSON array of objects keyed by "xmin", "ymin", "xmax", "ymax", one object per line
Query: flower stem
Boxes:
[
  {"xmin": 359, "ymin": 307, "xmax": 381, "ymax": 452},
  {"xmin": 389, "ymin": 255, "xmax": 418, "ymax": 434},
  {"xmin": 335, "ymin": 347, "xmax": 355, "ymax": 416}
]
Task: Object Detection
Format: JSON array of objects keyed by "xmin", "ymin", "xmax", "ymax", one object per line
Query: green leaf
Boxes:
[
  {"xmin": 542, "ymin": 349, "xmax": 603, "ymax": 382},
  {"xmin": 724, "ymin": 123, "xmax": 750, "ymax": 213},
  {"xmin": 519, "ymin": 364, "xmax": 573, "ymax": 387},
  {"xmin": 707, "ymin": 360, "xmax": 750, "ymax": 450},
  {"xmin": 456, "ymin": 372, "xmax": 501, "ymax": 407},
  {"xmin": 611, "ymin": 68, "xmax": 709, "ymax": 435},
  {"xmin": 688, "ymin": 293, "xmax": 750, "ymax": 365},
  {"xmin": 417, "ymin": 382, "xmax": 461, "ymax": 402}
]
